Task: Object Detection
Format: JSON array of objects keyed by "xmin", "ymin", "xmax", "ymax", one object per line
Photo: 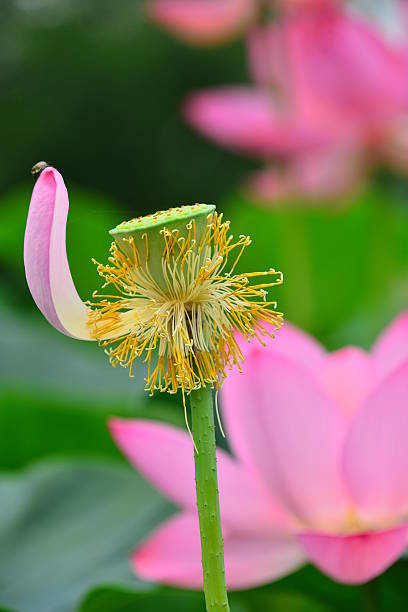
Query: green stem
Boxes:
[
  {"xmin": 363, "ymin": 580, "xmax": 380, "ymax": 612},
  {"xmin": 190, "ymin": 387, "xmax": 230, "ymax": 612}
]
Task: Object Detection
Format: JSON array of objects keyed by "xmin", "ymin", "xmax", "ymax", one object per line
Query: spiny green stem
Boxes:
[{"xmin": 190, "ymin": 387, "xmax": 230, "ymax": 612}]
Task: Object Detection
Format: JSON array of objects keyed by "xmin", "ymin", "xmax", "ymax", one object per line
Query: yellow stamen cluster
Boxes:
[{"xmin": 87, "ymin": 212, "xmax": 283, "ymax": 397}]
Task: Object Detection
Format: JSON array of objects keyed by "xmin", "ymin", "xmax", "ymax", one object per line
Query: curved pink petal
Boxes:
[
  {"xmin": 344, "ymin": 361, "xmax": 408, "ymax": 525},
  {"xmin": 184, "ymin": 87, "xmax": 330, "ymax": 158},
  {"xmin": 298, "ymin": 526, "xmax": 408, "ymax": 584},
  {"xmin": 372, "ymin": 311, "xmax": 408, "ymax": 380},
  {"xmin": 319, "ymin": 347, "xmax": 376, "ymax": 418},
  {"xmin": 222, "ymin": 351, "xmax": 350, "ymax": 530},
  {"xmin": 146, "ymin": 0, "xmax": 255, "ymax": 45},
  {"xmin": 24, "ymin": 167, "xmax": 92, "ymax": 339},
  {"xmin": 109, "ymin": 418, "xmax": 288, "ymax": 532},
  {"xmin": 288, "ymin": 11, "xmax": 408, "ymax": 139},
  {"xmin": 134, "ymin": 512, "xmax": 305, "ymax": 589}
]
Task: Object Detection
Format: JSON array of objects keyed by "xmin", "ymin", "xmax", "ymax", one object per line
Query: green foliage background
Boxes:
[{"xmin": 1, "ymin": 1, "xmax": 408, "ymax": 610}]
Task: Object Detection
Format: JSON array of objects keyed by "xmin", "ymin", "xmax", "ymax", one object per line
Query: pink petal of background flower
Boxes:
[
  {"xmin": 319, "ymin": 347, "xmax": 376, "ymax": 418},
  {"xmin": 298, "ymin": 527, "xmax": 408, "ymax": 584},
  {"xmin": 247, "ymin": 147, "xmax": 363, "ymax": 203},
  {"xmin": 134, "ymin": 513, "xmax": 305, "ymax": 589},
  {"xmin": 146, "ymin": 0, "xmax": 255, "ymax": 45},
  {"xmin": 280, "ymin": 0, "xmax": 340, "ymax": 10},
  {"xmin": 372, "ymin": 311, "xmax": 408, "ymax": 378},
  {"xmin": 344, "ymin": 361, "xmax": 408, "ymax": 525},
  {"xmin": 184, "ymin": 87, "xmax": 333, "ymax": 157},
  {"xmin": 286, "ymin": 10, "xmax": 408, "ymax": 139},
  {"xmin": 222, "ymin": 349, "xmax": 350, "ymax": 530}
]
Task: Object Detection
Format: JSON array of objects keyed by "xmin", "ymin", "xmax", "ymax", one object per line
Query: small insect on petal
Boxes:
[{"xmin": 31, "ymin": 161, "xmax": 50, "ymax": 178}]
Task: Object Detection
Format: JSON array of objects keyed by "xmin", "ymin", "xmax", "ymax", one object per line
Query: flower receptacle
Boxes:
[{"xmin": 109, "ymin": 204, "xmax": 215, "ymax": 288}]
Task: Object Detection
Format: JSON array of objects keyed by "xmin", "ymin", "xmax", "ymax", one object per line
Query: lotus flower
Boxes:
[
  {"xmin": 184, "ymin": 6, "xmax": 408, "ymax": 202},
  {"xmin": 111, "ymin": 312, "xmax": 408, "ymax": 586}
]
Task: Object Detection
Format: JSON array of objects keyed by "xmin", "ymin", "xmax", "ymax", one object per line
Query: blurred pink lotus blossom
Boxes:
[
  {"xmin": 185, "ymin": 7, "xmax": 408, "ymax": 202},
  {"xmin": 145, "ymin": 0, "xmax": 256, "ymax": 45},
  {"xmin": 110, "ymin": 311, "xmax": 408, "ymax": 586}
]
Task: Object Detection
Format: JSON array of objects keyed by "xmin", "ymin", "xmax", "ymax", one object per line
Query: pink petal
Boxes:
[
  {"xmin": 344, "ymin": 361, "xmax": 408, "ymax": 524},
  {"xmin": 245, "ymin": 167, "xmax": 295, "ymax": 203},
  {"xmin": 288, "ymin": 11, "xmax": 408, "ymax": 138},
  {"xmin": 146, "ymin": 0, "xmax": 255, "ymax": 45},
  {"xmin": 401, "ymin": 0, "xmax": 408, "ymax": 35},
  {"xmin": 109, "ymin": 418, "xmax": 287, "ymax": 533},
  {"xmin": 247, "ymin": 147, "xmax": 363, "ymax": 204},
  {"xmin": 248, "ymin": 24, "xmax": 290, "ymax": 89},
  {"xmin": 247, "ymin": 21, "xmax": 359, "ymax": 146},
  {"xmin": 285, "ymin": 0, "xmax": 341, "ymax": 9},
  {"xmin": 291, "ymin": 147, "xmax": 364, "ymax": 198},
  {"xmin": 260, "ymin": 321, "xmax": 326, "ymax": 375},
  {"xmin": 184, "ymin": 87, "xmax": 331, "ymax": 158},
  {"xmin": 372, "ymin": 311, "xmax": 408, "ymax": 380},
  {"xmin": 298, "ymin": 526, "xmax": 408, "ymax": 584},
  {"xmin": 134, "ymin": 512, "xmax": 305, "ymax": 589},
  {"xmin": 221, "ymin": 351, "xmax": 350, "ymax": 530},
  {"xmin": 319, "ymin": 347, "xmax": 376, "ymax": 418},
  {"xmin": 24, "ymin": 167, "xmax": 92, "ymax": 339}
]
